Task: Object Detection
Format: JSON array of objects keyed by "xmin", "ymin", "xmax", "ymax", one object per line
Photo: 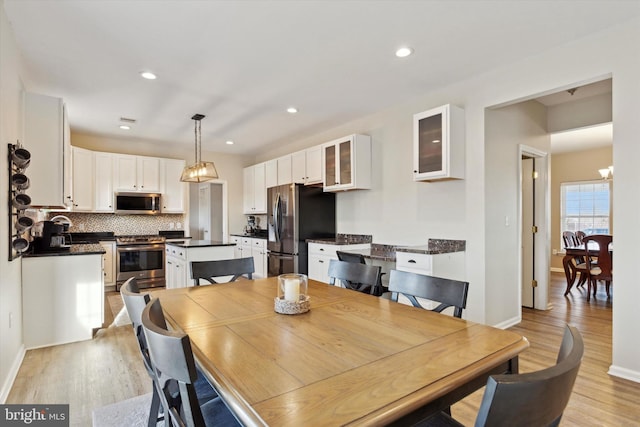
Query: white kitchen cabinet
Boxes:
[
  {"xmin": 291, "ymin": 150, "xmax": 306, "ymax": 184},
  {"xmin": 71, "ymin": 146, "xmax": 93, "ymax": 211},
  {"xmin": 291, "ymin": 145, "xmax": 323, "ymax": 185},
  {"xmin": 395, "ymin": 251, "xmax": 465, "ymax": 281},
  {"xmin": 243, "ymin": 163, "xmax": 267, "ymax": 214},
  {"xmin": 249, "ymin": 238, "xmax": 267, "ymax": 278},
  {"xmin": 160, "ymin": 158, "xmax": 187, "ymax": 213},
  {"xmin": 413, "ymin": 104, "xmax": 465, "ymax": 181},
  {"xmin": 308, "ymin": 242, "xmax": 371, "ymax": 284},
  {"xmin": 231, "ymin": 236, "xmax": 244, "ymax": 258},
  {"xmin": 94, "ymin": 151, "xmax": 114, "ymax": 212},
  {"xmin": 305, "ymin": 145, "xmax": 323, "ymax": 184},
  {"xmin": 165, "ymin": 243, "xmax": 236, "ymax": 288},
  {"xmin": 277, "ymin": 155, "xmax": 292, "ymax": 185},
  {"xmin": 114, "ymin": 154, "xmax": 160, "ymax": 192},
  {"xmin": 23, "ymin": 92, "xmax": 72, "ymax": 208},
  {"xmin": 322, "ymin": 134, "xmax": 371, "ymax": 192},
  {"xmin": 100, "ymin": 240, "xmax": 116, "ymax": 289},
  {"xmin": 265, "ymin": 159, "xmax": 278, "ymax": 188},
  {"xmin": 22, "ymin": 254, "xmax": 103, "ymax": 348}
]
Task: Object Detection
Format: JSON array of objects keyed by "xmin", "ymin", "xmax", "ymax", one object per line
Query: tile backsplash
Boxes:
[{"xmin": 56, "ymin": 212, "xmax": 185, "ymax": 235}]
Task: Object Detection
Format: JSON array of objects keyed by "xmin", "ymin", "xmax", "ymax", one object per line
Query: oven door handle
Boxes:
[{"xmin": 116, "ymin": 244, "xmax": 165, "ymax": 252}]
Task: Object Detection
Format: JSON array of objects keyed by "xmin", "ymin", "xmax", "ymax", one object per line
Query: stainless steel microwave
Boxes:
[{"xmin": 114, "ymin": 192, "xmax": 161, "ymax": 214}]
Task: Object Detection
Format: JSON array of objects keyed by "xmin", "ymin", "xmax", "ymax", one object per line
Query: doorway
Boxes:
[
  {"xmin": 518, "ymin": 146, "xmax": 550, "ymax": 310},
  {"xmin": 188, "ymin": 180, "xmax": 228, "ymax": 242}
]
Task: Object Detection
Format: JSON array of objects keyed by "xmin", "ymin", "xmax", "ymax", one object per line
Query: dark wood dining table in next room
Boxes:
[
  {"xmin": 562, "ymin": 242, "xmax": 613, "ymax": 296},
  {"xmin": 151, "ymin": 277, "xmax": 529, "ymax": 426}
]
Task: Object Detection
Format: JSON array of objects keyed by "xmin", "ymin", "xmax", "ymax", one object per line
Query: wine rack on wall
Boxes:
[{"xmin": 8, "ymin": 142, "xmax": 33, "ymax": 261}]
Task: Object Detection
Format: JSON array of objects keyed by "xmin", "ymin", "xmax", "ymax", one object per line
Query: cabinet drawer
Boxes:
[
  {"xmin": 166, "ymin": 244, "xmax": 186, "ymax": 260},
  {"xmin": 308, "ymin": 243, "xmax": 337, "ymax": 257},
  {"xmin": 242, "ymin": 237, "xmax": 252, "ymax": 246},
  {"xmin": 252, "ymin": 238, "xmax": 266, "ymax": 249},
  {"xmin": 396, "ymin": 252, "xmax": 432, "ymax": 272}
]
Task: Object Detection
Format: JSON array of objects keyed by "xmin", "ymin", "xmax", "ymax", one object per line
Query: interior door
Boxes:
[
  {"xmin": 521, "ymin": 156, "xmax": 535, "ymax": 308},
  {"xmin": 198, "ymin": 185, "xmax": 210, "ymax": 240}
]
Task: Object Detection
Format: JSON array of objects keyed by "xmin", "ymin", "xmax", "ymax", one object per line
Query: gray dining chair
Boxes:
[
  {"xmin": 191, "ymin": 257, "xmax": 255, "ymax": 285},
  {"xmin": 387, "ymin": 269, "xmax": 469, "ymax": 318},
  {"xmin": 141, "ymin": 298, "xmax": 240, "ymax": 427},
  {"xmin": 336, "ymin": 250, "xmax": 385, "ymax": 296},
  {"xmin": 417, "ymin": 324, "xmax": 584, "ymax": 427},
  {"xmin": 327, "ymin": 259, "xmax": 382, "ymax": 295},
  {"xmin": 121, "ymin": 278, "xmax": 217, "ymax": 426}
]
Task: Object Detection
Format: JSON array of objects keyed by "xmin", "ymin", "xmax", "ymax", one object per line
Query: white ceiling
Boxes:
[{"xmin": 4, "ymin": 1, "xmax": 638, "ymax": 156}]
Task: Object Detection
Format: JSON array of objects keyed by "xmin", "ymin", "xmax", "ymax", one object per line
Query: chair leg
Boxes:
[
  {"xmin": 606, "ymin": 281, "xmax": 611, "ymax": 298},
  {"xmin": 587, "ymin": 278, "xmax": 591, "ymax": 302},
  {"xmin": 148, "ymin": 386, "xmax": 162, "ymax": 427}
]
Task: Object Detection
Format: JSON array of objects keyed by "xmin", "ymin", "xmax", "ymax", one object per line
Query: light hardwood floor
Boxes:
[{"xmin": 7, "ymin": 273, "xmax": 640, "ymax": 426}]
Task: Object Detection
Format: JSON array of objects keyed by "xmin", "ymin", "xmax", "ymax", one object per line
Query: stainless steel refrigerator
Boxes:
[{"xmin": 267, "ymin": 184, "xmax": 336, "ymax": 276}]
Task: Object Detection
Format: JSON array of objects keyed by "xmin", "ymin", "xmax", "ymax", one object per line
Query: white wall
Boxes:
[
  {"xmin": 255, "ymin": 18, "xmax": 640, "ymax": 380},
  {"xmin": 0, "ymin": 1, "xmax": 26, "ymax": 401},
  {"xmin": 485, "ymin": 101, "xmax": 550, "ymax": 325}
]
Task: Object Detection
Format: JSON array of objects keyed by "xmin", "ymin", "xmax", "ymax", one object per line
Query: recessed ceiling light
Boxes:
[
  {"xmin": 226, "ymin": 140, "xmax": 234, "ymax": 145},
  {"xmin": 119, "ymin": 125, "xmax": 131, "ymax": 130},
  {"xmin": 140, "ymin": 71, "xmax": 157, "ymax": 80},
  {"xmin": 395, "ymin": 47, "xmax": 413, "ymax": 58},
  {"xmin": 287, "ymin": 107, "xmax": 298, "ymax": 114}
]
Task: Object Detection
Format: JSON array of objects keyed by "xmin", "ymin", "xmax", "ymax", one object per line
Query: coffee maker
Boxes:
[
  {"xmin": 244, "ymin": 215, "xmax": 257, "ymax": 235},
  {"xmin": 32, "ymin": 220, "xmax": 71, "ymax": 252}
]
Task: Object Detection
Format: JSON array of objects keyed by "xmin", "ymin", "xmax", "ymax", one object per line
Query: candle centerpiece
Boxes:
[{"xmin": 275, "ymin": 273, "xmax": 310, "ymax": 314}]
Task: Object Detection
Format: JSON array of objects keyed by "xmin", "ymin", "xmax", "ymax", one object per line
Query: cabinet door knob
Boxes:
[
  {"xmin": 408, "ymin": 259, "xmax": 417, "ymax": 264},
  {"xmin": 413, "ymin": 170, "xmax": 417, "ymax": 173}
]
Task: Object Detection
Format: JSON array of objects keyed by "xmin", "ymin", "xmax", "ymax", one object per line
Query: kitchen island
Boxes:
[
  {"xmin": 165, "ymin": 240, "xmax": 236, "ymax": 288},
  {"xmin": 22, "ymin": 245, "xmax": 106, "ymax": 349}
]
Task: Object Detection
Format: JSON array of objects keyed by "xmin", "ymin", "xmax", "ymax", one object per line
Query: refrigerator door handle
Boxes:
[{"xmin": 272, "ymin": 192, "xmax": 282, "ymax": 242}]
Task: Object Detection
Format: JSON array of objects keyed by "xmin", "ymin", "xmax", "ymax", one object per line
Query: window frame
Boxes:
[{"xmin": 560, "ymin": 179, "xmax": 612, "ymax": 250}]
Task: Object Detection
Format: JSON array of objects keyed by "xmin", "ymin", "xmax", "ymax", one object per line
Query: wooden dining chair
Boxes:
[
  {"xmin": 327, "ymin": 259, "xmax": 382, "ymax": 295},
  {"xmin": 562, "ymin": 231, "xmax": 588, "ymax": 289},
  {"xmin": 417, "ymin": 325, "xmax": 583, "ymax": 427},
  {"xmin": 141, "ymin": 298, "xmax": 240, "ymax": 427},
  {"xmin": 336, "ymin": 250, "xmax": 385, "ymax": 296},
  {"xmin": 191, "ymin": 257, "xmax": 254, "ymax": 285},
  {"xmin": 121, "ymin": 278, "xmax": 217, "ymax": 427},
  {"xmin": 575, "ymin": 230, "xmax": 586, "ymax": 244},
  {"xmin": 583, "ymin": 234, "xmax": 613, "ymax": 301},
  {"xmin": 387, "ymin": 270, "xmax": 469, "ymax": 318}
]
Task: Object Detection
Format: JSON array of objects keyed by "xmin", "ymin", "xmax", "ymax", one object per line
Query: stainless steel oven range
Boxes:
[{"xmin": 116, "ymin": 235, "xmax": 166, "ymax": 290}]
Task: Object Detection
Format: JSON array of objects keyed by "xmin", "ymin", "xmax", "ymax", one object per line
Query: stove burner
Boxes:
[{"xmin": 116, "ymin": 235, "xmax": 166, "ymax": 245}]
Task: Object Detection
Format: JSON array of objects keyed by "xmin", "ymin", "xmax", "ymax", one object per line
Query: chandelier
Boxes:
[
  {"xmin": 180, "ymin": 114, "xmax": 219, "ymax": 182},
  {"xmin": 598, "ymin": 165, "xmax": 613, "ymax": 180}
]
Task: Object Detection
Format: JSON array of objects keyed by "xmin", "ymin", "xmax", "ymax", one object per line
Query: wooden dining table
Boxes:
[
  {"xmin": 153, "ymin": 277, "xmax": 529, "ymax": 426},
  {"xmin": 562, "ymin": 242, "xmax": 613, "ymax": 296}
]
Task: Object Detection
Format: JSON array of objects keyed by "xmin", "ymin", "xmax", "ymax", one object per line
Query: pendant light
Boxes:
[{"xmin": 180, "ymin": 114, "xmax": 219, "ymax": 182}]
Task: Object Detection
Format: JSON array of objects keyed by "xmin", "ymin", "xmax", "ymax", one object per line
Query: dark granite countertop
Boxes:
[
  {"xmin": 230, "ymin": 232, "xmax": 268, "ymax": 240},
  {"xmin": 396, "ymin": 239, "xmax": 466, "ymax": 255},
  {"xmin": 166, "ymin": 240, "xmax": 236, "ymax": 248},
  {"xmin": 24, "ymin": 244, "xmax": 106, "ymax": 257},
  {"xmin": 306, "ymin": 233, "xmax": 373, "ymax": 245},
  {"xmin": 338, "ymin": 244, "xmax": 397, "ymax": 262}
]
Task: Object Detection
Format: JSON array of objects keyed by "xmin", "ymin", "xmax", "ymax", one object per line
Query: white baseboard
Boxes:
[
  {"xmin": 608, "ymin": 365, "xmax": 640, "ymax": 383},
  {"xmin": 0, "ymin": 344, "xmax": 25, "ymax": 403},
  {"xmin": 492, "ymin": 315, "xmax": 521, "ymax": 330}
]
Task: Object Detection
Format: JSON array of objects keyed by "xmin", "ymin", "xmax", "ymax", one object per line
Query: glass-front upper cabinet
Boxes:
[
  {"xmin": 323, "ymin": 134, "xmax": 371, "ymax": 192},
  {"xmin": 413, "ymin": 104, "xmax": 465, "ymax": 181}
]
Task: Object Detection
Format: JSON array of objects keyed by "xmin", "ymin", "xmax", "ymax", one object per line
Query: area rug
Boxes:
[
  {"xmin": 92, "ymin": 393, "xmax": 154, "ymax": 427},
  {"xmin": 107, "ymin": 294, "xmax": 132, "ymax": 327}
]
